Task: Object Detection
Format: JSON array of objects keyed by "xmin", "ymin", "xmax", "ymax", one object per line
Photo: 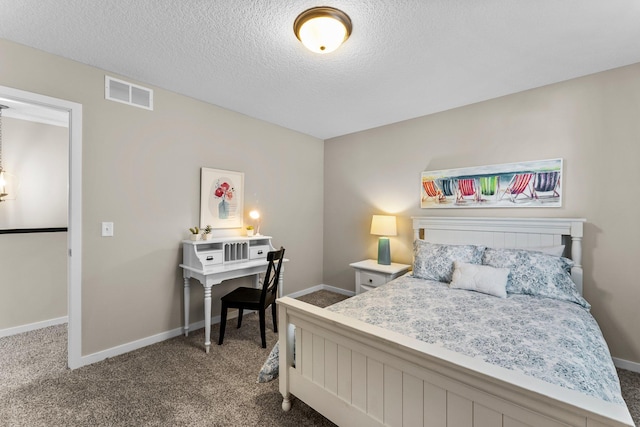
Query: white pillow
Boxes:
[{"xmin": 449, "ymin": 261, "xmax": 510, "ymax": 298}]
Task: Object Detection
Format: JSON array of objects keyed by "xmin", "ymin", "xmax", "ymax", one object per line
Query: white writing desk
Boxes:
[{"xmin": 179, "ymin": 236, "xmax": 285, "ymax": 353}]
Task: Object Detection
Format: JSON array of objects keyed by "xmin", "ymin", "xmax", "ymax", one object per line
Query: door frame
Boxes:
[{"xmin": 0, "ymin": 85, "xmax": 83, "ymax": 369}]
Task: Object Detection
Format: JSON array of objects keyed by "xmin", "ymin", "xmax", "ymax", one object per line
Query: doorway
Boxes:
[{"xmin": 0, "ymin": 85, "xmax": 82, "ymax": 369}]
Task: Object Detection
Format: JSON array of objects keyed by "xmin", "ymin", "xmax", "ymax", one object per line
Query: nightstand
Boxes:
[{"xmin": 349, "ymin": 259, "xmax": 411, "ymax": 295}]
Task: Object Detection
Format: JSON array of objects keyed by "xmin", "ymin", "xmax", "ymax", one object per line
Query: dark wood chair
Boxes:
[{"xmin": 218, "ymin": 247, "xmax": 285, "ymax": 348}]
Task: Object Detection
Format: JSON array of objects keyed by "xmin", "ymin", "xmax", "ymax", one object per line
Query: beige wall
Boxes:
[
  {"xmin": 0, "ymin": 118, "xmax": 69, "ymax": 330},
  {"xmin": 0, "ymin": 232, "xmax": 67, "ymax": 329},
  {"xmin": 324, "ymin": 63, "xmax": 640, "ymax": 364},
  {"xmin": 0, "ymin": 117, "xmax": 69, "ymax": 228},
  {"xmin": 0, "ymin": 38, "xmax": 324, "ymax": 355}
]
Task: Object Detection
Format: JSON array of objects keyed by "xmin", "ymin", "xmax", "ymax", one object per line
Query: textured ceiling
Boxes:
[{"xmin": 1, "ymin": 0, "xmax": 639, "ymax": 139}]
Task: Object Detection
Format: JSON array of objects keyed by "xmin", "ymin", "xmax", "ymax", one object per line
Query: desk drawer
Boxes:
[
  {"xmin": 250, "ymin": 245, "xmax": 270, "ymax": 260},
  {"xmin": 200, "ymin": 250, "xmax": 223, "ymax": 267},
  {"xmin": 360, "ymin": 271, "xmax": 386, "ymax": 287}
]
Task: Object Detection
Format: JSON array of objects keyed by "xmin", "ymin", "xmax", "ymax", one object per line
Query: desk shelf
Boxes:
[{"xmin": 183, "ymin": 236, "xmax": 273, "ymax": 270}]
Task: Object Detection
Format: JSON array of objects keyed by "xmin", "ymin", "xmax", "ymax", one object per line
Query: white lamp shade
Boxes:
[{"xmin": 370, "ymin": 215, "xmax": 397, "ymax": 236}]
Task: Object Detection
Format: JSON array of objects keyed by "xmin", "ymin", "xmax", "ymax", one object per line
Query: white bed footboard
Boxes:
[{"xmin": 277, "ymin": 297, "xmax": 634, "ymax": 427}]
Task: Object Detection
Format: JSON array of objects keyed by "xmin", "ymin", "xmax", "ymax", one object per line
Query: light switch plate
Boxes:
[{"xmin": 101, "ymin": 222, "xmax": 114, "ymax": 237}]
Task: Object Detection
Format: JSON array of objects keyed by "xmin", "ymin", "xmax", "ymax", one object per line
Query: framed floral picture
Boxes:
[{"xmin": 200, "ymin": 168, "xmax": 244, "ymax": 229}]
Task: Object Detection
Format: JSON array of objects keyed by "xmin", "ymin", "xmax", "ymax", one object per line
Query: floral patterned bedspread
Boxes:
[{"xmin": 325, "ymin": 275, "xmax": 623, "ymax": 404}]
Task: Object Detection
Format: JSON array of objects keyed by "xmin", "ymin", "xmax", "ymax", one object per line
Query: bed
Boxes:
[{"xmin": 276, "ymin": 217, "xmax": 634, "ymax": 427}]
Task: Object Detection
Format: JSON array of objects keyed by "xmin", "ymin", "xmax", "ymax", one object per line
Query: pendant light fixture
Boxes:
[
  {"xmin": 294, "ymin": 6, "xmax": 352, "ymax": 54},
  {"xmin": 0, "ymin": 104, "xmax": 9, "ymax": 202}
]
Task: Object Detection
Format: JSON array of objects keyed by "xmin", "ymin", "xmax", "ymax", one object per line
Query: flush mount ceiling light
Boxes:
[{"xmin": 294, "ymin": 6, "xmax": 352, "ymax": 54}]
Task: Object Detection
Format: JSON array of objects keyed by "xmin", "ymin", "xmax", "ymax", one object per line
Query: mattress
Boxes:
[{"xmin": 325, "ymin": 274, "xmax": 624, "ymax": 404}]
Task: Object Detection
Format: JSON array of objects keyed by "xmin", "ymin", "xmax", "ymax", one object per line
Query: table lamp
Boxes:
[
  {"xmin": 370, "ymin": 215, "xmax": 397, "ymax": 265},
  {"xmin": 249, "ymin": 210, "xmax": 261, "ymax": 236}
]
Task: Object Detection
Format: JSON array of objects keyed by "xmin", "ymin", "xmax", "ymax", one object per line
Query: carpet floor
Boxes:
[{"xmin": 0, "ymin": 290, "xmax": 638, "ymax": 426}]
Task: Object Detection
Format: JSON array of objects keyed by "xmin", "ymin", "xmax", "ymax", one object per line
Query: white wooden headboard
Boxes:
[{"xmin": 412, "ymin": 217, "xmax": 587, "ymax": 294}]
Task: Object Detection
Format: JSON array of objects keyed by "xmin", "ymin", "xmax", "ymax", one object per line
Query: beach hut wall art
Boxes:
[{"xmin": 421, "ymin": 159, "xmax": 563, "ymax": 209}]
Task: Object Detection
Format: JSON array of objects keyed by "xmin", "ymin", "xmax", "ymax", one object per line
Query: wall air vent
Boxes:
[{"xmin": 105, "ymin": 76, "xmax": 153, "ymax": 110}]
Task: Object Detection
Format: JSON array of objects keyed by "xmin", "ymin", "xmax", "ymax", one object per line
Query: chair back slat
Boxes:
[
  {"xmin": 260, "ymin": 247, "xmax": 285, "ymax": 304},
  {"xmin": 458, "ymin": 179, "xmax": 476, "ymax": 196},
  {"xmin": 480, "ymin": 176, "xmax": 498, "ymax": 196},
  {"xmin": 422, "ymin": 180, "xmax": 439, "ymax": 197},
  {"xmin": 512, "ymin": 173, "xmax": 533, "ymax": 195},
  {"xmin": 440, "ymin": 179, "xmax": 455, "ymax": 196},
  {"xmin": 533, "ymin": 171, "xmax": 559, "ymax": 192}
]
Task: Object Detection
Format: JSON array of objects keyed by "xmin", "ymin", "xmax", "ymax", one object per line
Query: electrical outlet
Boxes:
[{"xmin": 101, "ymin": 222, "xmax": 114, "ymax": 237}]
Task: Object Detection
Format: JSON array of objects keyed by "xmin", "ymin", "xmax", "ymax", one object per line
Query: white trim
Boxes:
[
  {"xmin": 67, "ymin": 95, "xmax": 82, "ymax": 370},
  {"xmin": 285, "ymin": 284, "xmax": 355, "ymax": 299},
  {"xmin": 79, "ymin": 313, "xmax": 235, "ymax": 365},
  {"xmin": 0, "ymin": 85, "xmax": 83, "ymax": 370},
  {"xmin": 0, "ymin": 316, "xmax": 68, "ymax": 338},
  {"xmin": 80, "ymin": 286, "xmax": 352, "ymax": 366},
  {"xmin": 613, "ymin": 357, "xmax": 640, "ymax": 374},
  {"xmin": 82, "ymin": 326, "xmax": 187, "ymax": 366}
]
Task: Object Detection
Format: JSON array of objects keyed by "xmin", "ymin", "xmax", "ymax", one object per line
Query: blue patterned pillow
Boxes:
[
  {"xmin": 413, "ymin": 241, "xmax": 485, "ymax": 283},
  {"xmin": 482, "ymin": 247, "xmax": 590, "ymax": 309},
  {"xmin": 257, "ymin": 342, "xmax": 279, "ymax": 383}
]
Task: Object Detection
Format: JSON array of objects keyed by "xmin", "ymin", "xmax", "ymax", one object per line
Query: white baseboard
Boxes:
[
  {"xmin": 75, "ymin": 285, "xmax": 353, "ymax": 369},
  {"xmin": 80, "ymin": 325, "xmax": 186, "ymax": 366},
  {"xmin": 613, "ymin": 357, "xmax": 640, "ymax": 373},
  {"xmin": 78, "ymin": 312, "xmax": 240, "ymax": 368},
  {"xmin": 0, "ymin": 316, "xmax": 68, "ymax": 339},
  {"xmin": 285, "ymin": 284, "xmax": 355, "ymax": 299}
]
